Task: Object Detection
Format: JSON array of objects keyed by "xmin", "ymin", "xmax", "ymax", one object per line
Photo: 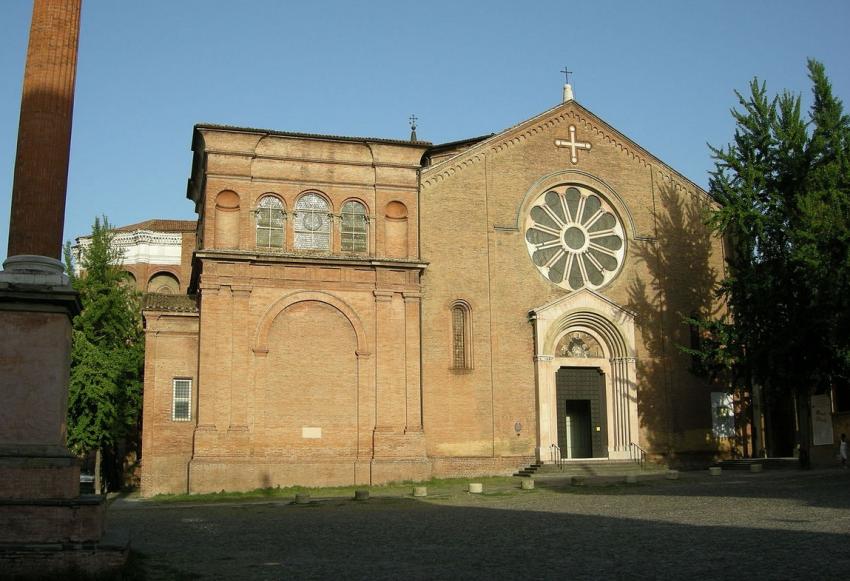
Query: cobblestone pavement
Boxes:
[{"xmin": 109, "ymin": 469, "xmax": 850, "ymax": 580}]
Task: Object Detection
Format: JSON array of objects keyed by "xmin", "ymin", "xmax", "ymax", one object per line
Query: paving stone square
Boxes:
[{"xmin": 109, "ymin": 469, "xmax": 850, "ymax": 580}]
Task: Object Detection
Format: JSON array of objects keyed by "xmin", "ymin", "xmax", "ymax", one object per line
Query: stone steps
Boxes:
[{"xmin": 514, "ymin": 459, "xmax": 666, "ymax": 478}]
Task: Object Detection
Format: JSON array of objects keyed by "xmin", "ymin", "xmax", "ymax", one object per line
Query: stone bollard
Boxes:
[
  {"xmin": 413, "ymin": 486, "xmax": 428, "ymax": 497},
  {"xmin": 520, "ymin": 479, "xmax": 535, "ymax": 490},
  {"xmin": 665, "ymin": 470, "xmax": 679, "ymax": 480},
  {"xmin": 571, "ymin": 476, "xmax": 585, "ymax": 487},
  {"xmin": 354, "ymin": 490, "xmax": 369, "ymax": 501},
  {"xmin": 709, "ymin": 466, "xmax": 722, "ymax": 476},
  {"xmin": 750, "ymin": 463, "xmax": 763, "ymax": 473},
  {"xmin": 625, "ymin": 474, "xmax": 638, "ymax": 484},
  {"xmin": 468, "ymin": 482, "xmax": 484, "ymax": 494},
  {"xmin": 295, "ymin": 493, "xmax": 311, "ymax": 504}
]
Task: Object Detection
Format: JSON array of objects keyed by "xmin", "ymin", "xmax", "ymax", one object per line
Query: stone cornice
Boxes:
[
  {"xmin": 194, "ymin": 249, "xmax": 428, "ymax": 270},
  {"xmin": 196, "ymin": 123, "xmax": 432, "ymax": 148},
  {"xmin": 204, "ymin": 149, "xmax": 423, "ymax": 171},
  {"xmin": 203, "ymin": 173, "xmax": 419, "ymax": 193}
]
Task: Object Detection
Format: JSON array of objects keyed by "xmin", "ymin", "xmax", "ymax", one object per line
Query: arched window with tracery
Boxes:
[
  {"xmin": 256, "ymin": 195, "xmax": 285, "ymax": 249},
  {"xmin": 294, "ymin": 193, "xmax": 331, "ymax": 250},
  {"xmin": 340, "ymin": 200, "xmax": 368, "ymax": 253},
  {"xmin": 451, "ymin": 301, "xmax": 473, "ymax": 370}
]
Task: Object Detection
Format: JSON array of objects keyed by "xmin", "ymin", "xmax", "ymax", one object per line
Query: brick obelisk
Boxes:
[{"xmin": 0, "ymin": 1, "xmax": 126, "ymax": 575}]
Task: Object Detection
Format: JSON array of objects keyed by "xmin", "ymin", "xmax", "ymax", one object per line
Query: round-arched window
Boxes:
[
  {"xmin": 294, "ymin": 193, "xmax": 331, "ymax": 250},
  {"xmin": 340, "ymin": 200, "xmax": 367, "ymax": 253},
  {"xmin": 524, "ymin": 185, "xmax": 625, "ymax": 291},
  {"xmin": 256, "ymin": 195, "xmax": 285, "ymax": 248}
]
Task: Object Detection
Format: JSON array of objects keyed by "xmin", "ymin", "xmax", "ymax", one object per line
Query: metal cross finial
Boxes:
[
  {"xmin": 409, "ymin": 114, "xmax": 418, "ymax": 142},
  {"xmin": 560, "ymin": 66, "xmax": 572, "ymax": 85}
]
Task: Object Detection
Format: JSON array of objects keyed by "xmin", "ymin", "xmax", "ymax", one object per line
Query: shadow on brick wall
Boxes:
[{"xmin": 627, "ymin": 180, "xmax": 729, "ymax": 463}]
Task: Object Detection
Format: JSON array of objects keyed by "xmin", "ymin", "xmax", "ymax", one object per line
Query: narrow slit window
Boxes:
[
  {"xmin": 172, "ymin": 378, "xmax": 192, "ymax": 421},
  {"xmin": 451, "ymin": 302, "xmax": 472, "ymax": 370}
]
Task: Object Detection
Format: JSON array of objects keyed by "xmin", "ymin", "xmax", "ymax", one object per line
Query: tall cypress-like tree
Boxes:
[
  {"xmin": 64, "ymin": 217, "xmax": 144, "ymax": 492},
  {"xmin": 693, "ymin": 60, "xmax": 850, "ymax": 459}
]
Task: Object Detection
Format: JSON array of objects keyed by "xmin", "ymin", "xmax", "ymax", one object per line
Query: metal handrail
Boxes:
[
  {"xmin": 550, "ymin": 443, "xmax": 564, "ymax": 470},
  {"xmin": 629, "ymin": 442, "xmax": 646, "ymax": 469}
]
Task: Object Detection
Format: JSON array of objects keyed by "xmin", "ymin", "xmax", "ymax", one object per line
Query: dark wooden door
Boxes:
[{"xmin": 556, "ymin": 367, "xmax": 607, "ymax": 458}]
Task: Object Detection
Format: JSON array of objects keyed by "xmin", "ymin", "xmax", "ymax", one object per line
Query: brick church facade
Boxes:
[{"xmin": 139, "ymin": 92, "xmax": 727, "ymax": 496}]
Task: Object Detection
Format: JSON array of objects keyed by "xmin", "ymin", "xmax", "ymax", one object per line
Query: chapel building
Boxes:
[
  {"xmin": 73, "ymin": 219, "xmax": 195, "ymax": 293},
  {"xmin": 139, "ymin": 88, "xmax": 727, "ymax": 496}
]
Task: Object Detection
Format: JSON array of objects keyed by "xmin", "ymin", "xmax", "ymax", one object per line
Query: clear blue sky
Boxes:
[{"xmin": 1, "ymin": 0, "xmax": 848, "ymax": 260}]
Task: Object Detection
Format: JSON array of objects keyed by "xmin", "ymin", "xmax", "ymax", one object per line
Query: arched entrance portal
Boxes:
[{"xmin": 530, "ymin": 289, "xmax": 638, "ymax": 463}]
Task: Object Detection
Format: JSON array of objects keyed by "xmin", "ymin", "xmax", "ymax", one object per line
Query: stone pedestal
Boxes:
[
  {"xmin": 1, "ymin": 1, "xmax": 127, "ymax": 573},
  {"xmin": 0, "ymin": 258, "xmax": 127, "ymax": 576}
]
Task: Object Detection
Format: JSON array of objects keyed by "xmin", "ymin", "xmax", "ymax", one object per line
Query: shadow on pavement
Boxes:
[{"xmin": 110, "ymin": 474, "xmax": 850, "ymax": 580}]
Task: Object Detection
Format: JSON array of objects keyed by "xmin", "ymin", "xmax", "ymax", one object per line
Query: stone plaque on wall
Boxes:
[{"xmin": 302, "ymin": 427, "xmax": 322, "ymax": 439}]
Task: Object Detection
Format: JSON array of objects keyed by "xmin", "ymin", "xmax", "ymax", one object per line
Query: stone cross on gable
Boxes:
[{"xmin": 555, "ymin": 125, "xmax": 592, "ymax": 164}]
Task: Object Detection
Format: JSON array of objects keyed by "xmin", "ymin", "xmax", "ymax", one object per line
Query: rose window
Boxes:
[{"xmin": 524, "ymin": 185, "xmax": 625, "ymax": 291}]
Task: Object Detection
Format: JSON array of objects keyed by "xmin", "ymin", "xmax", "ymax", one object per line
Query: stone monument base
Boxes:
[
  {"xmin": 0, "ymin": 257, "xmax": 128, "ymax": 577},
  {"xmin": 0, "ymin": 528, "xmax": 129, "ymax": 579}
]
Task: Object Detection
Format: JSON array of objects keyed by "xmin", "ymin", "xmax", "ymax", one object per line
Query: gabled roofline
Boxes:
[
  {"xmin": 421, "ymin": 99, "xmax": 714, "ymax": 202},
  {"xmin": 426, "ymin": 133, "xmax": 495, "ymax": 154}
]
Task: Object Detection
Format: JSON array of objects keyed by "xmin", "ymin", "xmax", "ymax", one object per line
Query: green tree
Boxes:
[
  {"xmin": 64, "ymin": 216, "xmax": 144, "ymax": 492},
  {"xmin": 691, "ymin": 59, "xmax": 850, "ymax": 460}
]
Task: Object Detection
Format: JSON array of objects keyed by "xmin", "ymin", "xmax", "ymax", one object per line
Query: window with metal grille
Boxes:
[
  {"xmin": 340, "ymin": 200, "xmax": 367, "ymax": 253},
  {"xmin": 294, "ymin": 193, "xmax": 331, "ymax": 250},
  {"xmin": 256, "ymin": 195, "xmax": 285, "ymax": 248},
  {"xmin": 451, "ymin": 302, "xmax": 472, "ymax": 370},
  {"xmin": 172, "ymin": 378, "xmax": 192, "ymax": 421}
]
